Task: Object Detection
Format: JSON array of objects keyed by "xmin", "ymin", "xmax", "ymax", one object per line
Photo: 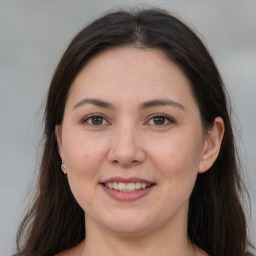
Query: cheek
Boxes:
[
  {"xmin": 150, "ymin": 132, "xmax": 203, "ymax": 195},
  {"xmin": 62, "ymin": 134, "xmax": 109, "ymax": 210},
  {"xmin": 61, "ymin": 130, "xmax": 109, "ymax": 191},
  {"xmin": 152, "ymin": 135, "xmax": 202, "ymax": 172},
  {"xmin": 63, "ymin": 129, "xmax": 104, "ymax": 168}
]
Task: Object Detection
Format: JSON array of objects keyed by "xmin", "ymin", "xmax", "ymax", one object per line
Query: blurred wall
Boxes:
[{"xmin": 0, "ymin": 0, "xmax": 255, "ymax": 255}]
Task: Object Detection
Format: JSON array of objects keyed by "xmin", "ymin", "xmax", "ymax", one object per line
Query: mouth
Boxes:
[
  {"xmin": 100, "ymin": 177, "xmax": 155, "ymax": 192},
  {"xmin": 102, "ymin": 182, "xmax": 153, "ymax": 192},
  {"xmin": 100, "ymin": 177, "xmax": 155, "ymax": 202}
]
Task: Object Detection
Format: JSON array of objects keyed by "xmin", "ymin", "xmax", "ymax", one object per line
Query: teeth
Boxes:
[
  {"xmin": 118, "ymin": 182, "xmax": 126, "ymax": 191},
  {"xmin": 113, "ymin": 182, "xmax": 118, "ymax": 190},
  {"xmin": 105, "ymin": 182, "xmax": 151, "ymax": 192},
  {"xmin": 127, "ymin": 183, "xmax": 135, "ymax": 191},
  {"xmin": 135, "ymin": 182, "xmax": 141, "ymax": 190}
]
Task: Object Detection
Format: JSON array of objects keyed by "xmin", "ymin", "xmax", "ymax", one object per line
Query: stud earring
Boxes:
[{"xmin": 61, "ymin": 160, "xmax": 67, "ymax": 175}]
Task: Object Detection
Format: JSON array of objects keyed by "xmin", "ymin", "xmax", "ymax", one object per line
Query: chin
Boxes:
[
  {"xmin": 107, "ymin": 223, "xmax": 154, "ymax": 237},
  {"xmin": 96, "ymin": 210, "xmax": 158, "ymax": 236}
]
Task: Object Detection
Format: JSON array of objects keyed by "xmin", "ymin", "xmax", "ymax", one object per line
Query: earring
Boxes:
[{"xmin": 61, "ymin": 160, "xmax": 67, "ymax": 175}]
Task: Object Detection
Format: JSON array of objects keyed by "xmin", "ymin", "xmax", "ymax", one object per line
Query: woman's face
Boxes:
[{"xmin": 56, "ymin": 47, "xmax": 213, "ymax": 236}]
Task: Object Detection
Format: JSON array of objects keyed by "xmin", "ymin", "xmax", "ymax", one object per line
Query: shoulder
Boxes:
[
  {"xmin": 55, "ymin": 249, "xmax": 76, "ymax": 256},
  {"xmin": 55, "ymin": 250, "xmax": 74, "ymax": 256},
  {"xmin": 55, "ymin": 241, "xmax": 84, "ymax": 256},
  {"xmin": 55, "ymin": 251, "xmax": 68, "ymax": 256}
]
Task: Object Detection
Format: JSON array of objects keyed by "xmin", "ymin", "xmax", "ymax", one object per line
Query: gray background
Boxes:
[{"xmin": 0, "ymin": 0, "xmax": 255, "ymax": 255}]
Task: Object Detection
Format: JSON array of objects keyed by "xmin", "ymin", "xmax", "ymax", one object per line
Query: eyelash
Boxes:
[
  {"xmin": 145, "ymin": 114, "xmax": 175, "ymax": 126},
  {"xmin": 82, "ymin": 113, "xmax": 175, "ymax": 127},
  {"xmin": 82, "ymin": 114, "xmax": 110, "ymax": 126}
]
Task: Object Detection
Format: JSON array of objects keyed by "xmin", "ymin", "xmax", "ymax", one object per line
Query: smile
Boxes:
[
  {"xmin": 100, "ymin": 177, "xmax": 155, "ymax": 201},
  {"xmin": 104, "ymin": 182, "xmax": 152, "ymax": 192}
]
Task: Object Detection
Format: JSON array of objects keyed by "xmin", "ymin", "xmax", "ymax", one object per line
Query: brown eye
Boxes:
[
  {"xmin": 83, "ymin": 115, "xmax": 109, "ymax": 126},
  {"xmin": 147, "ymin": 114, "xmax": 174, "ymax": 126},
  {"xmin": 91, "ymin": 116, "xmax": 103, "ymax": 125},
  {"xmin": 153, "ymin": 116, "xmax": 166, "ymax": 125}
]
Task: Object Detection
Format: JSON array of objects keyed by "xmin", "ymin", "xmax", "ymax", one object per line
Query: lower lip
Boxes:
[{"xmin": 101, "ymin": 184, "xmax": 155, "ymax": 202}]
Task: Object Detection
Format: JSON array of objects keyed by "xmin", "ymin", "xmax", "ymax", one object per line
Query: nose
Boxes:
[{"xmin": 107, "ymin": 125, "xmax": 146, "ymax": 168}]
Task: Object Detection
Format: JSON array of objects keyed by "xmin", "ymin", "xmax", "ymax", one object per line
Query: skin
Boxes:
[{"xmin": 56, "ymin": 47, "xmax": 224, "ymax": 256}]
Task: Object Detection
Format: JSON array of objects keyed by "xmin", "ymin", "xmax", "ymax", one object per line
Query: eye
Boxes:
[
  {"xmin": 82, "ymin": 115, "xmax": 110, "ymax": 126},
  {"xmin": 146, "ymin": 114, "xmax": 174, "ymax": 126}
]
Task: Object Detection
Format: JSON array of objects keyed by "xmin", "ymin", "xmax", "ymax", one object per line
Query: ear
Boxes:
[
  {"xmin": 55, "ymin": 125, "xmax": 64, "ymax": 160},
  {"xmin": 199, "ymin": 117, "xmax": 225, "ymax": 173}
]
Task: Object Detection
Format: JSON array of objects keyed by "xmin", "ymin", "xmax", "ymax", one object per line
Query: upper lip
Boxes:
[{"xmin": 101, "ymin": 176, "xmax": 155, "ymax": 185}]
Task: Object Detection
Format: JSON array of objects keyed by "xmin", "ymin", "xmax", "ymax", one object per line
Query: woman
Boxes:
[{"xmin": 14, "ymin": 8, "xmax": 254, "ymax": 256}]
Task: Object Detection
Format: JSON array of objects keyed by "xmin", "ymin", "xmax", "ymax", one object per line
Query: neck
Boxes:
[{"xmin": 81, "ymin": 216, "xmax": 197, "ymax": 256}]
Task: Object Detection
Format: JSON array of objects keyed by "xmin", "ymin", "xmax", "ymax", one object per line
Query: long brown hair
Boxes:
[{"xmin": 14, "ymin": 8, "xmax": 253, "ymax": 256}]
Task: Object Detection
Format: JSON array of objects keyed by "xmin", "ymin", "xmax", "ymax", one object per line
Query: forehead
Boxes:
[
  {"xmin": 75, "ymin": 47, "xmax": 187, "ymax": 82},
  {"xmin": 66, "ymin": 47, "xmax": 195, "ymax": 109}
]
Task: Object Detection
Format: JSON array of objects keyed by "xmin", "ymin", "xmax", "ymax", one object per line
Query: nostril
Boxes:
[{"xmin": 107, "ymin": 137, "xmax": 146, "ymax": 167}]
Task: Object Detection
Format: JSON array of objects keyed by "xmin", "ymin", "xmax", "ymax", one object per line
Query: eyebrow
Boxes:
[
  {"xmin": 140, "ymin": 99, "xmax": 185, "ymax": 110},
  {"xmin": 72, "ymin": 98, "xmax": 185, "ymax": 111},
  {"xmin": 73, "ymin": 98, "xmax": 114, "ymax": 110}
]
